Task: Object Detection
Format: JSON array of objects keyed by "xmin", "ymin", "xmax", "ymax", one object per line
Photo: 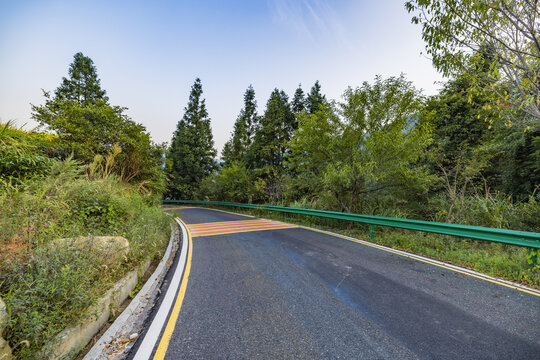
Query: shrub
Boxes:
[{"xmin": 0, "ymin": 159, "xmax": 171, "ymax": 359}]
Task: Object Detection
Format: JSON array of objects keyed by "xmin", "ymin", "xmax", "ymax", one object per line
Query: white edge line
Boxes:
[
  {"xmin": 298, "ymin": 225, "xmax": 540, "ymax": 296},
  {"xmin": 132, "ymin": 218, "xmax": 189, "ymax": 360}
]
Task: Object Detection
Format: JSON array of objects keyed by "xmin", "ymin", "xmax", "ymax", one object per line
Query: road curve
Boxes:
[{"xmin": 133, "ymin": 207, "xmax": 540, "ymax": 359}]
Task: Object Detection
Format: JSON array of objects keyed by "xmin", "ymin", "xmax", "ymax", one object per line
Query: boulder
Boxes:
[
  {"xmin": 51, "ymin": 236, "xmax": 130, "ymax": 267},
  {"xmin": 0, "ymin": 298, "xmax": 12, "ymax": 360},
  {"xmin": 0, "ymin": 298, "xmax": 7, "ymax": 333}
]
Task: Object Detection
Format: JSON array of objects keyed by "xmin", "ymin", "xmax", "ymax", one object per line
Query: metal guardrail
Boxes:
[{"xmin": 163, "ymin": 199, "xmax": 540, "ymax": 250}]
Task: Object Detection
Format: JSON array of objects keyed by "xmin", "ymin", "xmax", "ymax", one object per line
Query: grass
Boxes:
[
  {"xmin": 199, "ymin": 205, "xmax": 539, "ymax": 289},
  {"xmin": 0, "ymin": 159, "xmax": 171, "ymax": 359}
]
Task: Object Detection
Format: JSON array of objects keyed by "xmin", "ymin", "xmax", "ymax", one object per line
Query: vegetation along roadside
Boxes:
[{"xmin": 0, "ymin": 53, "xmax": 171, "ymax": 359}]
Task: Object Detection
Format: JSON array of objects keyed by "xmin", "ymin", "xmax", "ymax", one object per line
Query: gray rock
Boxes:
[{"xmin": 0, "ymin": 298, "xmax": 12, "ymax": 360}]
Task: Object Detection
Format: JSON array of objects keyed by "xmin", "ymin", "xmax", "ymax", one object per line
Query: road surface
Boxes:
[{"xmin": 130, "ymin": 207, "xmax": 540, "ymax": 359}]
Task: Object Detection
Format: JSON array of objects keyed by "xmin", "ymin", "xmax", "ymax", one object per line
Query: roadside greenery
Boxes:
[
  {"xmin": 0, "ymin": 151, "xmax": 171, "ymax": 360},
  {"xmin": 165, "ymin": 78, "xmax": 216, "ymax": 200},
  {"xmin": 32, "ymin": 52, "xmax": 165, "ymax": 194},
  {"xmin": 0, "ymin": 52, "xmax": 170, "ymax": 359},
  {"xmin": 405, "ymin": 0, "xmax": 540, "ymax": 125}
]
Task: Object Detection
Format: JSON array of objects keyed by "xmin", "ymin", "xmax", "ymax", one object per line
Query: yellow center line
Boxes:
[{"xmin": 153, "ymin": 217, "xmax": 193, "ymax": 360}]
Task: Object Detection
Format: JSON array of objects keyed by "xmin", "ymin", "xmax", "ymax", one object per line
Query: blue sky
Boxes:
[{"xmin": 0, "ymin": 0, "xmax": 443, "ymax": 153}]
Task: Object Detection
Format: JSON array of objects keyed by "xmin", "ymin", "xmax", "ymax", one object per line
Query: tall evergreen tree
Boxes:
[
  {"xmin": 250, "ymin": 89, "xmax": 295, "ymax": 171},
  {"xmin": 167, "ymin": 78, "xmax": 216, "ymax": 199},
  {"xmin": 306, "ymin": 80, "xmax": 326, "ymax": 114},
  {"xmin": 222, "ymin": 85, "xmax": 258, "ymax": 166},
  {"xmin": 292, "ymin": 84, "xmax": 306, "ymax": 113},
  {"xmin": 54, "ymin": 52, "xmax": 108, "ymax": 104},
  {"xmin": 32, "ymin": 52, "xmax": 164, "ymax": 191}
]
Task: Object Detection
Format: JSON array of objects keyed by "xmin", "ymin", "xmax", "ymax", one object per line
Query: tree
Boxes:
[
  {"xmin": 249, "ymin": 89, "xmax": 295, "ymax": 172},
  {"xmin": 421, "ymin": 75, "xmax": 495, "ymax": 168},
  {"xmin": 306, "ymin": 80, "xmax": 326, "ymax": 114},
  {"xmin": 289, "ymin": 75, "xmax": 433, "ymax": 214},
  {"xmin": 32, "ymin": 53, "xmax": 164, "ymax": 192},
  {"xmin": 198, "ymin": 163, "xmax": 264, "ymax": 203},
  {"xmin": 166, "ymin": 78, "xmax": 216, "ymax": 199},
  {"xmin": 292, "ymin": 84, "xmax": 306, "ymax": 113},
  {"xmin": 405, "ymin": 0, "xmax": 540, "ymax": 125},
  {"xmin": 222, "ymin": 85, "xmax": 258, "ymax": 166},
  {"xmin": 54, "ymin": 52, "xmax": 108, "ymax": 105}
]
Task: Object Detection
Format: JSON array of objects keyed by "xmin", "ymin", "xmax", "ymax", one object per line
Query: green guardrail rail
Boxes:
[{"xmin": 163, "ymin": 199, "xmax": 540, "ymax": 263}]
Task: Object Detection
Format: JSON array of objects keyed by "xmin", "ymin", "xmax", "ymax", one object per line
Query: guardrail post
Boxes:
[{"xmin": 369, "ymin": 225, "xmax": 374, "ymax": 240}]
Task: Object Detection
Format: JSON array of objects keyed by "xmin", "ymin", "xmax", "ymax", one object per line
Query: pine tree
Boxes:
[
  {"xmin": 54, "ymin": 52, "xmax": 108, "ymax": 104},
  {"xmin": 250, "ymin": 89, "xmax": 294, "ymax": 171},
  {"xmin": 222, "ymin": 85, "xmax": 258, "ymax": 166},
  {"xmin": 292, "ymin": 84, "xmax": 306, "ymax": 113},
  {"xmin": 306, "ymin": 80, "xmax": 326, "ymax": 114},
  {"xmin": 167, "ymin": 78, "xmax": 216, "ymax": 199}
]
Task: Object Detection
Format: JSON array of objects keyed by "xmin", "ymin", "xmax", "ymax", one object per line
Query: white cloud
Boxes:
[{"xmin": 268, "ymin": 0, "xmax": 353, "ymax": 52}]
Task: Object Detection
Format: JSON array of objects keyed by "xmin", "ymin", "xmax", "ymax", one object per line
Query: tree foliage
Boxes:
[
  {"xmin": 248, "ymin": 89, "xmax": 295, "ymax": 172},
  {"xmin": 292, "ymin": 84, "xmax": 306, "ymax": 113},
  {"xmin": 306, "ymin": 80, "xmax": 326, "ymax": 114},
  {"xmin": 405, "ymin": 0, "xmax": 540, "ymax": 124},
  {"xmin": 54, "ymin": 52, "xmax": 108, "ymax": 105},
  {"xmin": 289, "ymin": 75, "xmax": 433, "ymax": 213},
  {"xmin": 31, "ymin": 53, "xmax": 164, "ymax": 193},
  {"xmin": 222, "ymin": 85, "xmax": 258, "ymax": 166},
  {"xmin": 166, "ymin": 78, "xmax": 216, "ymax": 199}
]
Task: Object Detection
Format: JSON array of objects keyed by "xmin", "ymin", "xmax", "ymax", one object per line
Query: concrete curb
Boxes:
[
  {"xmin": 82, "ymin": 220, "xmax": 180, "ymax": 359},
  {"xmin": 47, "ymin": 261, "xmax": 151, "ymax": 360}
]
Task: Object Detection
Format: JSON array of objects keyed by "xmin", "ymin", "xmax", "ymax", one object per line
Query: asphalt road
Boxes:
[{"xmin": 147, "ymin": 207, "xmax": 540, "ymax": 359}]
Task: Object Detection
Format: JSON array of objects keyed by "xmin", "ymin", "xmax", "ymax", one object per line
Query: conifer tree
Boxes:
[
  {"xmin": 54, "ymin": 52, "xmax": 108, "ymax": 104},
  {"xmin": 222, "ymin": 85, "xmax": 258, "ymax": 166},
  {"xmin": 250, "ymin": 89, "xmax": 294, "ymax": 171},
  {"xmin": 167, "ymin": 78, "xmax": 216, "ymax": 199},
  {"xmin": 306, "ymin": 80, "xmax": 326, "ymax": 114},
  {"xmin": 292, "ymin": 84, "xmax": 306, "ymax": 113}
]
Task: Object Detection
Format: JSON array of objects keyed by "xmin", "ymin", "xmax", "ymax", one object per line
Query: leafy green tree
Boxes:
[
  {"xmin": 32, "ymin": 53, "xmax": 164, "ymax": 192},
  {"xmin": 198, "ymin": 162, "xmax": 263, "ymax": 203},
  {"xmin": 306, "ymin": 80, "xmax": 326, "ymax": 114},
  {"xmin": 422, "ymin": 75, "xmax": 495, "ymax": 168},
  {"xmin": 292, "ymin": 84, "xmax": 306, "ymax": 113},
  {"xmin": 54, "ymin": 52, "xmax": 108, "ymax": 105},
  {"xmin": 405, "ymin": 0, "xmax": 540, "ymax": 125},
  {"xmin": 166, "ymin": 78, "xmax": 216, "ymax": 199},
  {"xmin": 289, "ymin": 75, "xmax": 433, "ymax": 214},
  {"xmin": 222, "ymin": 85, "xmax": 258, "ymax": 166}
]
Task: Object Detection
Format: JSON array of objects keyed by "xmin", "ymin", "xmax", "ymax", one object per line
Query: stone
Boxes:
[
  {"xmin": 0, "ymin": 298, "xmax": 12, "ymax": 360},
  {"xmin": 0, "ymin": 337, "xmax": 13, "ymax": 360},
  {"xmin": 0, "ymin": 298, "xmax": 7, "ymax": 333},
  {"xmin": 51, "ymin": 236, "xmax": 130, "ymax": 267}
]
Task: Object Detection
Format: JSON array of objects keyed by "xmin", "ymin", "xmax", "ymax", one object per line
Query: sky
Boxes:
[{"xmin": 0, "ymin": 0, "xmax": 443, "ymax": 154}]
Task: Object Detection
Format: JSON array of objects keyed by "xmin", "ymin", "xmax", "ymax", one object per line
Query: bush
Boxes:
[
  {"xmin": 430, "ymin": 192, "xmax": 540, "ymax": 232},
  {"xmin": 0, "ymin": 121, "xmax": 58, "ymax": 189},
  {"xmin": 0, "ymin": 159, "xmax": 171, "ymax": 359}
]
